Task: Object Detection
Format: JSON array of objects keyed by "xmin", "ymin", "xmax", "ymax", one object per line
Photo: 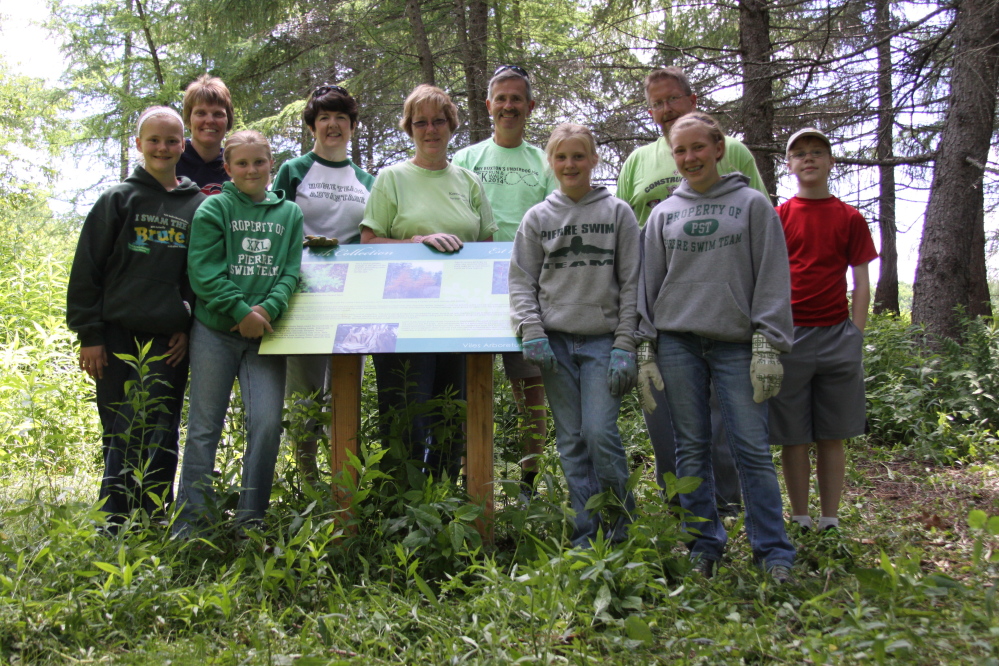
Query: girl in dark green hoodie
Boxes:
[{"xmin": 67, "ymin": 106, "xmax": 206, "ymax": 529}]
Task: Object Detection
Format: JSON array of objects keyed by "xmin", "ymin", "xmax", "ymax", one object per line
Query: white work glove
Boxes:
[
  {"xmin": 750, "ymin": 332, "xmax": 783, "ymax": 403},
  {"xmin": 636, "ymin": 341, "xmax": 665, "ymax": 413}
]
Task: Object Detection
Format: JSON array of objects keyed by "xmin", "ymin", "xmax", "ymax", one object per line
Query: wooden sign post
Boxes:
[{"xmin": 262, "ymin": 243, "xmax": 520, "ymax": 542}]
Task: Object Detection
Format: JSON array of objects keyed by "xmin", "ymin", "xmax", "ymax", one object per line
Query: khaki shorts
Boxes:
[
  {"xmin": 768, "ymin": 319, "xmax": 867, "ymax": 446},
  {"xmin": 502, "ymin": 351, "xmax": 543, "ymax": 381}
]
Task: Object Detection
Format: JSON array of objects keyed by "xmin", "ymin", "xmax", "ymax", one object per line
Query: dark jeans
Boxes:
[
  {"xmin": 95, "ymin": 324, "xmax": 188, "ymax": 521},
  {"xmin": 372, "ymin": 353, "xmax": 466, "ymax": 478}
]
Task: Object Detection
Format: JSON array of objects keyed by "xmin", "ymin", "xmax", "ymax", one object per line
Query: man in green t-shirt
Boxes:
[
  {"xmin": 453, "ymin": 66, "xmax": 557, "ymax": 498},
  {"xmin": 620, "ymin": 67, "xmax": 764, "ymax": 515},
  {"xmin": 617, "ymin": 67, "xmax": 770, "ymax": 225}
]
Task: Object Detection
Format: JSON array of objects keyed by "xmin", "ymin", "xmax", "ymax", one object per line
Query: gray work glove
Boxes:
[
  {"xmin": 750, "ymin": 332, "xmax": 783, "ymax": 403},
  {"xmin": 636, "ymin": 341, "xmax": 665, "ymax": 412}
]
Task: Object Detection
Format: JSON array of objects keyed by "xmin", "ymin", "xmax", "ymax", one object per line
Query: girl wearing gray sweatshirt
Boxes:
[
  {"xmin": 638, "ymin": 112, "xmax": 796, "ymax": 583},
  {"xmin": 509, "ymin": 124, "xmax": 641, "ymax": 547}
]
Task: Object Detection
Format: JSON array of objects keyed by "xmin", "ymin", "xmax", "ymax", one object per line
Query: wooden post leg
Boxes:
[
  {"xmin": 329, "ymin": 355, "xmax": 363, "ymax": 518},
  {"xmin": 465, "ymin": 353, "xmax": 494, "ymax": 543}
]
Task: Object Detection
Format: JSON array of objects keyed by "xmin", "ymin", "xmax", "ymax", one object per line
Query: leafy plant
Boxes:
[{"xmin": 865, "ymin": 313, "xmax": 999, "ymax": 462}]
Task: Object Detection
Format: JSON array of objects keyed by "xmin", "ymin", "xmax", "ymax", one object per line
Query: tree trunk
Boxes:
[
  {"xmin": 455, "ymin": 0, "xmax": 490, "ymax": 143},
  {"xmin": 969, "ymin": 206, "xmax": 993, "ymax": 318},
  {"xmin": 911, "ymin": 0, "xmax": 999, "ymax": 339},
  {"xmin": 872, "ymin": 0, "xmax": 899, "ymax": 315},
  {"xmin": 468, "ymin": 0, "xmax": 490, "ymax": 142},
  {"xmin": 405, "ymin": 0, "xmax": 436, "ymax": 85},
  {"xmin": 119, "ymin": 0, "xmax": 133, "ymax": 182},
  {"xmin": 134, "ymin": 0, "xmax": 164, "ymax": 89},
  {"xmin": 512, "ymin": 0, "xmax": 523, "ymax": 51},
  {"xmin": 739, "ymin": 0, "xmax": 777, "ymax": 201}
]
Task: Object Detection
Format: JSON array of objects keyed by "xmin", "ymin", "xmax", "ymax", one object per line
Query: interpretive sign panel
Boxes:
[{"xmin": 259, "ymin": 241, "xmax": 521, "ymax": 355}]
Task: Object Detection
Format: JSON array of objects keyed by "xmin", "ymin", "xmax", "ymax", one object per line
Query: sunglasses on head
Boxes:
[
  {"xmin": 493, "ymin": 65, "xmax": 529, "ymax": 78},
  {"xmin": 312, "ymin": 84, "xmax": 350, "ymax": 98}
]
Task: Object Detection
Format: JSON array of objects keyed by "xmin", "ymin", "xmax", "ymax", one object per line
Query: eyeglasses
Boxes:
[
  {"xmin": 312, "ymin": 84, "xmax": 350, "ymax": 98},
  {"xmin": 412, "ymin": 118, "xmax": 449, "ymax": 130},
  {"xmin": 788, "ymin": 149, "xmax": 829, "ymax": 160},
  {"xmin": 649, "ymin": 95, "xmax": 690, "ymax": 112},
  {"xmin": 493, "ymin": 64, "xmax": 529, "ymax": 78}
]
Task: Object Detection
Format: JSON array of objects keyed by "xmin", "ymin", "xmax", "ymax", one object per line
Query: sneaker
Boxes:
[
  {"xmin": 689, "ymin": 557, "xmax": 716, "ymax": 579},
  {"xmin": 767, "ymin": 564, "xmax": 793, "ymax": 585}
]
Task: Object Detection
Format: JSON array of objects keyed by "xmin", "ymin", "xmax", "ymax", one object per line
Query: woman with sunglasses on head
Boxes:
[
  {"xmin": 272, "ymin": 85, "xmax": 375, "ymax": 483},
  {"xmin": 361, "ymin": 84, "xmax": 497, "ymax": 479}
]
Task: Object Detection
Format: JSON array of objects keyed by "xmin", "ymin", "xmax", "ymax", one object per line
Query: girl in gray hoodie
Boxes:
[
  {"xmin": 509, "ymin": 124, "xmax": 641, "ymax": 547},
  {"xmin": 638, "ymin": 112, "xmax": 796, "ymax": 582}
]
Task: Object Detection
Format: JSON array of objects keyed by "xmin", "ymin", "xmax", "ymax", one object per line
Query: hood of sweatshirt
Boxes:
[
  {"xmin": 544, "ymin": 185, "xmax": 613, "ymax": 209},
  {"xmin": 671, "ymin": 172, "xmax": 749, "ymax": 201},
  {"xmin": 125, "ymin": 165, "xmax": 204, "ymax": 195},
  {"xmin": 220, "ymin": 180, "xmax": 289, "ymax": 206}
]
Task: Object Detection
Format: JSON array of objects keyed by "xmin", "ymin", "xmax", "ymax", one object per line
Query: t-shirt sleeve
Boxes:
[
  {"xmin": 451, "ymin": 146, "xmax": 471, "ymax": 170},
  {"xmin": 846, "ymin": 208, "xmax": 879, "ymax": 266},
  {"xmin": 472, "ymin": 174, "xmax": 498, "ymax": 240},
  {"xmin": 351, "ymin": 163, "xmax": 376, "ymax": 192},
  {"xmin": 616, "ymin": 153, "xmax": 636, "ymax": 204},
  {"xmin": 360, "ymin": 172, "xmax": 399, "ymax": 238},
  {"xmin": 726, "ymin": 140, "xmax": 770, "ymax": 200},
  {"xmin": 272, "ymin": 159, "xmax": 303, "ymax": 203}
]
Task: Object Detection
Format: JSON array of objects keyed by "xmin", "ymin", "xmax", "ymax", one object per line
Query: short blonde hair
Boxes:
[
  {"xmin": 399, "ymin": 84, "xmax": 459, "ymax": 137},
  {"xmin": 182, "ymin": 74, "xmax": 235, "ymax": 132},
  {"xmin": 223, "ymin": 129, "xmax": 272, "ymax": 164},
  {"xmin": 544, "ymin": 123, "xmax": 599, "ymax": 164},
  {"xmin": 136, "ymin": 105, "xmax": 184, "ymax": 137},
  {"xmin": 669, "ymin": 111, "xmax": 726, "ymax": 160}
]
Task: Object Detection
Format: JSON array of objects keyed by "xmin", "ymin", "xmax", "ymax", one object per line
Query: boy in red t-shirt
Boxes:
[{"xmin": 770, "ymin": 128, "xmax": 879, "ymax": 532}]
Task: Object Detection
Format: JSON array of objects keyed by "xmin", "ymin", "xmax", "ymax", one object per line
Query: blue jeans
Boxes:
[
  {"xmin": 543, "ymin": 332, "xmax": 635, "ymax": 546},
  {"xmin": 657, "ymin": 332, "xmax": 794, "ymax": 568},
  {"xmin": 175, "ymin": 320, "xmax": 287, "ymax": 532},
  {"xmin": 642, "ymin": 383, "xmax": 742, "ymax": 513}
]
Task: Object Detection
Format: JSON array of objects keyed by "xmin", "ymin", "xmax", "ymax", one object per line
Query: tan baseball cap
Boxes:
[{"xmin": 786, "ymin": 127, "xmax": 831, "ymax": 154}]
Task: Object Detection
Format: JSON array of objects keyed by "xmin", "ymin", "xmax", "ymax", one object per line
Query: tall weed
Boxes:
[
  {"xmin": 0, "ymin": 215, "xmax": 99, "ymax": 477},
  {"xmin": 865, "ymin": 313, "xmax": 999, "ymax": 462}
]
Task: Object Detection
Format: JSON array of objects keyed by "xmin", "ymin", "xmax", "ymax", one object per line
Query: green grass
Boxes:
[{"xmin": 1, "ymin": 219, "xmax": 998, "ymax": 664}]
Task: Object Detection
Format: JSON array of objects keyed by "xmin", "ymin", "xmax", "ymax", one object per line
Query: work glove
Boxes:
[
  {"xmin": 522, "ymin": 338, "xmax": 557, "ymax": 373},
  {"xmin": 607, "ymin": 348, "xmax": 638, "ymax": 398},
  {"xmin": 636, "ymin": 341, "xmax": 665, "ymax": 412},
  {"xmin": 750, "ymin": 332, "xmax": 783, "ymax": 403}
]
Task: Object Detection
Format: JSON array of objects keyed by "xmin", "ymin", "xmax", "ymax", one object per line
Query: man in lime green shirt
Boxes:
[
  {"xmin": 617, "ymin": 67, "xmax": 770, "ymax": 226},
  {"xmin": 453, "ymin": 66, "xmax": 557, "ymax": 497}
]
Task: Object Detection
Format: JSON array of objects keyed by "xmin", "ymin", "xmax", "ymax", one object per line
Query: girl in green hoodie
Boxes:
[{"xmin": 175, "ymin": 130, "xmax": 304, "ymax": 535}]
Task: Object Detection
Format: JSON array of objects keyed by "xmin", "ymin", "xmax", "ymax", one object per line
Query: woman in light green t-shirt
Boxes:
[{"xmin": 360, "ymin": 84, "xmax": 497, "ymax": 479}]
